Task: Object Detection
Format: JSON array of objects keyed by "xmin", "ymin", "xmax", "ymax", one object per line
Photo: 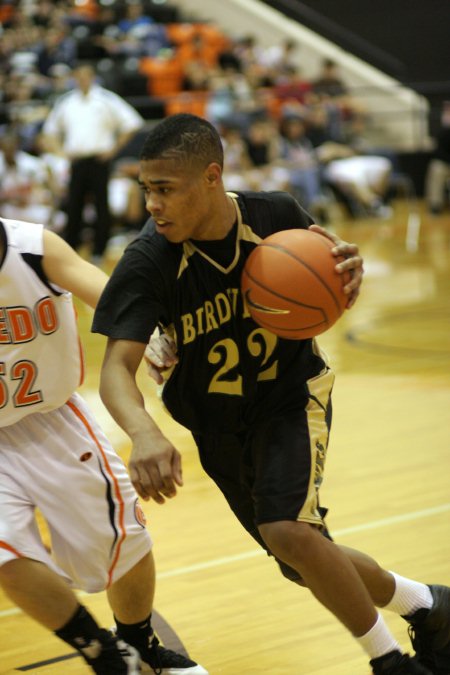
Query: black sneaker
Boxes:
[
  {"xmin": 370, "ymin": 650, "xmax": 432, "ymax": 674},
  {"xmin": 79, "ymin": 629, "xmax": 140, "ymax": 674},
  {"xmin": 406, "ymin": 585, "xmax": 450, "ymax": 675},
  {"xmin": 140, "ymin": 634, "xmax": 209, "ymax": 674}
]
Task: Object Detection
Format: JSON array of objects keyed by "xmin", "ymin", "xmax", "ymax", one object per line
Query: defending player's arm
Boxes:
[
  {"xmin": 42, "ymin": 230, "xmax": 109, "ymax": 308},
  {"xmin": 100, "ymin": 337, "xmax": 183, "ymax": 504}
]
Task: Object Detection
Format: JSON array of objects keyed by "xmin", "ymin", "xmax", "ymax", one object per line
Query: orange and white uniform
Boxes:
[{"xmin": 0, "ymin": 218, "xmax": 151, "ymax": 592}]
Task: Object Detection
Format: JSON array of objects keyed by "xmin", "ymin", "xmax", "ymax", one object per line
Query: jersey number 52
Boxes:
[{"xmin": 0, "ymin": 360, "xmax": 43, "ymax": 409}]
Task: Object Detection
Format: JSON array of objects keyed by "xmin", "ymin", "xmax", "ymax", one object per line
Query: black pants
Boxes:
[{"xmin": 66, "ymin": 156, "xmax": 112, "ymax": 256}]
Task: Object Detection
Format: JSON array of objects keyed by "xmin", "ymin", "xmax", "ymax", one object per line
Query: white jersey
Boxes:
[
  {"xmin": 0, "ymin": 218, "xmax": 152, "ymax": 590},
  {"xmin": 0, "ymin": 218, "xmax": 83, "ymax": 427}
]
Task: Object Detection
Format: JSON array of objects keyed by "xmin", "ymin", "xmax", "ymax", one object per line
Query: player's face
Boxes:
[{"xmin": 138, "ymin": 158, "xmax": 219, "ymax": 243}]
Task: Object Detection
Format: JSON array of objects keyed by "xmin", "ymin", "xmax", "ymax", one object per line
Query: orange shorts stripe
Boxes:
[
  {"xmin": 0, "ymin": 541, "xmax": 24, "ymax": 558},
  {"xmin": 66, "ymin": 399, "xmax": 126, "ymax": 588}
]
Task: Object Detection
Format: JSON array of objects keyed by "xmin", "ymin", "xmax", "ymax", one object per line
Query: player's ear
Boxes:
[{"xmin": 204, "ymin": 162, "xmax": 221, "ymax": 186}]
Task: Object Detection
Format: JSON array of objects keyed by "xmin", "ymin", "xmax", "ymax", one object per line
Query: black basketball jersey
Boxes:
[{"xmin": 93, "ymin": 191, "xmax": 329, "ymax": 433}]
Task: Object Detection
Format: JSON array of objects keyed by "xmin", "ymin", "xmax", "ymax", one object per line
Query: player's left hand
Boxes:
[
  {"xmin": 309, "ymin": 224, "xmax": 364, "ymax": 308},
  {"xmin": 144, "ymin": 333, "xmax": 179, "ymax": 385}
]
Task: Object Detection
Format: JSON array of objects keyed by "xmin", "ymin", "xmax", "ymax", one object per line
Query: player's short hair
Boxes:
[{"xmin": 140, "ymin": 114, "xmax": 224, "ymax": 170}]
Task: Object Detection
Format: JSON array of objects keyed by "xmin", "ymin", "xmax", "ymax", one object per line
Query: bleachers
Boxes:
[{"xmin": 0, "ymin": 0, "xmax": 435, "ymax": 206}]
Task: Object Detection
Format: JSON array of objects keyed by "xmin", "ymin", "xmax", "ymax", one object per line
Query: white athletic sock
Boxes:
[
  {"xmin": 357, "ymin": 614, "xmax": 401, "ymax": 660},
  {"xmin": 383, "ymin": 572, "xmax": 433, "ymax": 616}
]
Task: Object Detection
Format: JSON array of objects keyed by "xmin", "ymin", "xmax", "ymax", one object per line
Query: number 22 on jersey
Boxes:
[{"xmin": 208, "ymin": 327, "xmax": 278, "ymax": 395}]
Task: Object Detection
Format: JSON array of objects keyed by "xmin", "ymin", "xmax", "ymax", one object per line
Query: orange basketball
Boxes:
[{"xmin": 241, "ymin": 229, "xmax": 350, "ymax": 339}]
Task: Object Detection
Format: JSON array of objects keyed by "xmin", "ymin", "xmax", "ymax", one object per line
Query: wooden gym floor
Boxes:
[{"xmin": 1, "ymin": 200, "xmax": 449, "ymax": 674}]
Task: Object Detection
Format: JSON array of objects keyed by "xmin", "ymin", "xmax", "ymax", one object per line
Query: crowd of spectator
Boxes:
[{"xmin": 1, "ymin": 0, "xmax": 401, "ymax": 261}]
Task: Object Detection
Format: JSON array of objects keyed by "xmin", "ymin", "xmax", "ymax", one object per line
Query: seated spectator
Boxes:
[
  {"xmin": 0, "ymin": 128, "xmax": 64, "ymax": 229},
  {"xmin": 117, "ymin": 1, "xmax": 154, "ymax": 36},
  {"xmin": 97, "ymin": 6, "xmax": 169, "ymax": 59},
  {"xmin": 39, "ymin": 63, "xmax": 74, "ymax": 104},
  {"xmin": 323, "ymin": 153, "xmax": 393, "ymax": 218},
  {"xmin": 312, "ymin": 57, "xmax": 348, "ymax": 99},
  {"xmin": 243, "ymin": 116, "xmax": 291, "ymax": 191},
  {"xmin": 304, "ymin": 102, "xmax": 339, "ymax": 147},
  {"xmin": 232, "ymin": 34, "xmax": 262, "ymax": 72},
  {"xmin": 29, "ymin": 0, "xmax": 56, "ymax": 28},
  {"xmin": 278, "ymin": 113, "xmax": 327, "ymax": 217},
  {"xmin": 304, "ymin": 104, "xmax": 393, "ymax": 218},
  {"xmin": 424, "ymin": 101, "xmax": 450, "ymax": 214},
  {"xmin": 90, "ymin": 5, "xmax": 120, "ymax": 37},
  {"xmin": 3, "ymin": 74, "xmax": 50, "ymax": 151},
  {"xmin": 36, "ymin": 25, "xmax": 76, "ymax": 76},
  {"xmin": 220, "ymin": 122, "xmax": 254, "ymax": 191},
  {"xmin": 273, "ymin": 65, "xmax": 312, "ymax": 106},
  {"xmin": 183, "ymin": 58, "xmax": 211, "ymax": 92},
  {"xmin": 260, "ymin": 38, "xmax": 302, "ymax": 83},
  {"xmin": 139, "ymin": 23, "xmax": 171, "ymax": 58},
  {"xmin": 311, "ymin": 58, "xmax": 367, "ymax": 141},
  {"xmin": 206, "ymin": 68, "xmax": 263, "ymax": 131},
  {"xmin": 108, "ymin": 157, "xmax": 146, "ymax": 232},
  {"xmin": 34, "ymin": 129, "xmax": 70, "ymax": 231}
]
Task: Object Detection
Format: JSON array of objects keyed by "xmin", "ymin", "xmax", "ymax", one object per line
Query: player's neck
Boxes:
[
  {"xmin": 208, "ymin": 194, "xmax": 236, "ymax": 241},
  {"xmin": 220, "ymin": 193, "xmax": 237, "ymax": 235},
  {"xmin": 194, "ymin": 193, "xmax": 236, "ymax": 241}
]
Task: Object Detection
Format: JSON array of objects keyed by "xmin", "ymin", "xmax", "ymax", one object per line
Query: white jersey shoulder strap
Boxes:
[{"xmin": 1, "ymin": 217, "xmax": 44, "ymax": 256}]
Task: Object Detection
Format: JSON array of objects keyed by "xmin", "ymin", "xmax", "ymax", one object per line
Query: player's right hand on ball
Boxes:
[{"xmin": 144, "ymin": 333, "xmax": 179, "ymax": 385}]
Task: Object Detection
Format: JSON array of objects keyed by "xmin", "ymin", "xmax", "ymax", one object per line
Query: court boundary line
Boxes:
[
  {"xmin": 157, "ymin": 502, "xmax": 450, "ymax": 579},
  {"xmin": 1, "ymin": 502, "xmax": 449, "ymax": 620}
]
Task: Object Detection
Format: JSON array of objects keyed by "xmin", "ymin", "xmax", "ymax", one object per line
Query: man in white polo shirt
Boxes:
[{"xmin": 42, "ymin": 63, "xmax": 144, "ymax": 263}]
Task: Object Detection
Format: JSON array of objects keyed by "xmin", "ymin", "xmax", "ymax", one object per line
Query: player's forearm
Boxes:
[
  {"xmin": 43, "ymin": 230, "xmax": 109, "ymax": 308},
  {"xmin": 99, "ymin": 362, "xmax": 163, "ymax": 444}
]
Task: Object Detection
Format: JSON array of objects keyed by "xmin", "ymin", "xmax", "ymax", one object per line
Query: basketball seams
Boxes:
[
  {"xmin": 242, "ymin": 265, "xmax": 329, "ymax": 315},
  {"xmin": 247, "ymin": 310, "xmax": 328, "ymax": 337},
  {"xmin": 241, "ymin": 229, "xmax": 347, "ymax": 339},
  {"xmin": 259, "ymin": 241, "xmax": 344, "ymax": 313},
  {"xmin": 242, "ymin": 265, "xmax": 330, "ymax": 335}
]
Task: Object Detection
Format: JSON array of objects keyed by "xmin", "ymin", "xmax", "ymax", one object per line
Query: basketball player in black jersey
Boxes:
[{"xmin": 93, "ymin": 114, "xmax": 450, "ymax": 675}]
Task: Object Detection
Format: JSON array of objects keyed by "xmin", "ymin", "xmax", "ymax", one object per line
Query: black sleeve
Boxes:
[
  {"xmin": 92, "ymin": 243, "xmax": 165, "ymax": 343},
  {"xmin": 239, "ymin": 191, "xmax": 314, "ymax": 239},
  {"xmin": 269, "ymin": 191, "xmax": 314, "ymax": 232}
]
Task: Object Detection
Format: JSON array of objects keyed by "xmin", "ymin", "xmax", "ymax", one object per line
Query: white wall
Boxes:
[{"xmin": 171, "ymin": 0, "xmax": 430, "ymax": 150}]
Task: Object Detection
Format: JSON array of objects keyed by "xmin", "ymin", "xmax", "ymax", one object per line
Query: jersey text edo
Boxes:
[{"xmin": 0, "ymin": 218, "xmax": 83, "ymax": 427}]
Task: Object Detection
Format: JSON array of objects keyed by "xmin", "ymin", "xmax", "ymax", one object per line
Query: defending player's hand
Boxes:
[
  {"xmin": 129, "ymin": 432, "xmax": 183, "ymax": 504},
  {"xmin": 308, "ymin": 224, "xmax": 364, "ymax": 308},
  {"xmin": 144, "ymin": 333, "xmax": 179, "ymax": 385}
]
